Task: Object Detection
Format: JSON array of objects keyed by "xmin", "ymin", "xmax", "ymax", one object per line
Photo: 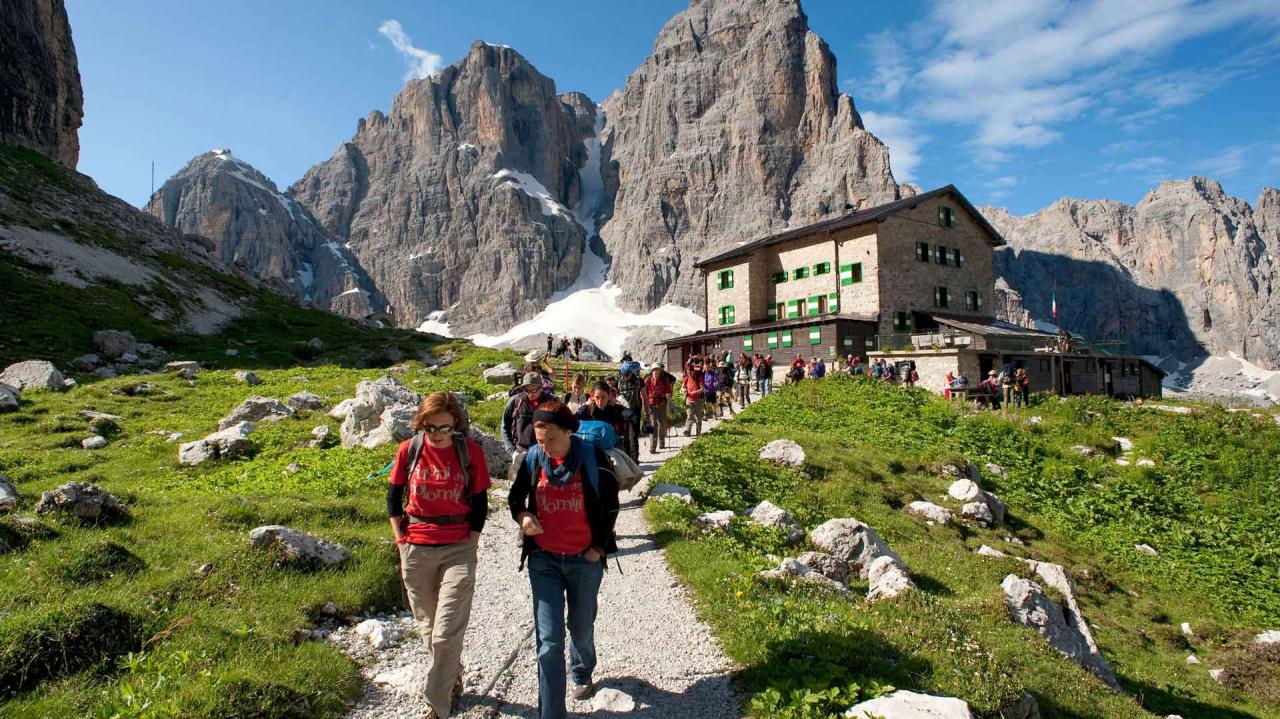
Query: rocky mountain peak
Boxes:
[{"xmin": 0, "ymin": 0, "xmax": 83, "ymax": 168}]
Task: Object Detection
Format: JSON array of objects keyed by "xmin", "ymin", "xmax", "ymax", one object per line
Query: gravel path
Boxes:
[{"xmin": 337, "ymin": 417, "xmax": 740, "ymax": 719}]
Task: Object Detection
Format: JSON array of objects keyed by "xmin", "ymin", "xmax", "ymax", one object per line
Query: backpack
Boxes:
[
  {"xmin": 404, "ymin": 430, "xmax": 472, "ymax": 496},
  {"xmin": 605, "ymin": 447, "xmax": 643, "ymax": 491},
  {"xmin": 524, "ymin": 440, "xmax": 600, "ymax": 494},
  {"xmin": 574, "ymin": 419, "xmax": 619, "ymax": 450},
  {"xmin": 703, "ymin": 371, "xmax": 721, "ymax": 393}
]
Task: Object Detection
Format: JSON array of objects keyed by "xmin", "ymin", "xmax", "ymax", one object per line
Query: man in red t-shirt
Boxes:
[
  {"xmin": 388, "ymin": 393, "xmax": 491, "ymax": 719},
  {"xmin": 643, "ymin": 363, "xmax": 675, "ymax": 452}
]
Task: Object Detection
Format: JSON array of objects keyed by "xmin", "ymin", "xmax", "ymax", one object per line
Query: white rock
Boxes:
[
  {"xmin": 339, "ymin": 376, "xmax": 422, "ymax": 449},
  {"xmin": 648, "ymin": 483, "xmax": 693, "ymax": 503},
  {"xmin": 845, "ymin": 689, "xmax": 971, "ymax": 718},
  {"xmin": 1001, "ymin": 573, "xmax": 1118, "ymax": 688},
  {"xmin": 976, "ymin": 545, "xmax": 1008, "ymax": 558},
  {"xmin": 328, "ymin": 398, "xmax": 355, "ymax": 420},
  {"xmin": 164, "ymin": 360, "xmax": 199, "ymax": 374},
  {"xmin": 35, "ymin": 481, "xmax": 124, "ymax": 519},
  {"xmin": 1112, "ymin": 436, "xmax": 1134, "ymax": 452},
  {"xmin": 1134, "ymin": 543, "xmax": 1158, "ymax": 556},
  {"xmin": 225, "ymin": 349, "xmax": 239, "ymax": 356},
  {"xmin": 1071, "ymin": 445, "xmax": 1096, "ymax": 457},
  {"xmin": 811, "ymin": 518, "xmax": 902, "ymax": 578},
  {"xmin": 234, "ymin": 370, "xmax": 261, "ymax": 385},
  {"xmin": 372, "ymin": 664, "xmax": 425, "ymax": 695},
  {"xmin": 747, "ymin": 500, "xmax": 805, "ymax": 543},
  {"xmin": 248, "ymin": 525, "xmax": 351, "ymax": 567},
  {"xmin": 1180, "ymin": 622, "xmax": 1194, "ymax": 637},
  {"xmin": 165, "ymin": 432, "xmax": 184, "ymax": 442},
  {"xmin": 1209, "ymin": 668, "xmax": 1227, "ymax": 684},
  {"xmin": 1185, "ymin": 654, "xmax": 1201, "ymax": 665},
  {"xmin": 980, "ymin": 490, "xmax": 1007, "ymax": 525},
  {"xmin": 865, "ymin": 555, "xmax": 914, "ymax": 602},
  {"xmin": 695, "ymin": 510, "xmax": 734, "ymax": 533},
  {"xmin": 1115, "ymin": 458, "xmax": 1131, "ymax": 466},
  {"xmin": 1255, "ymin": 630, "xmax": 1280, "ymax": 645},
  {"xmin": 0, "ymin": 474, "xmax": 19, "ymax": 510},
  {"xmin": 796, "ymin": 551, "xmax": 851, "ymax": 583},
  {"xmin": 81, "ymin": 435, "xmax": 108, "ymax": 450},
  {"xmin": 482, "ymin": 362, "xmax": 520, "ymax": 385},
  {"xmin": 906, "ymin": 500, "xmax": 954, "ymax": 525},
  {"xmin": 179, "ymin": 422, "xmax": 254, "ymax": 466},
  {"xmin": 758, "ymin": 439, "xmax": 805, "ymax": 467},
  {"xmin": 960, "ymin": 501, "xmax": 993, "ymax": 525},
  {"xmin": 0, "ymin": 360, "xmax": 63, "ymax": 391},
  {"xmin": 758, "ymin": 557, "xmax": 848, "ymax": 593},
  {"xmin": 1136, "ymin": 458, "xmax": 1155, "ymax": 467},
  {"xmin": 592, "ymin": 687, "xmax": 636, "ymax": 712},
  {"xmin": 79, "ymin": 410, "xmax": 124, "ymax": 422},
  {"xmin": 984, "ymin": 462, "xmax": 1008, "ymax": 479},
  {"xmin": 1029, "ymin": 416, "xmax": 1043, "ymax": 425},
  {"xmin": 947, "ymin": 479, "xmax": 982, "ymax": 502},
  {"xmin": 218, "ymin": 396, "xmax": 292, "ymax": 430},
  {"xmin": 355, "ymin": 618, "xmax": 392, "ymax": 649},
  {"xmin": 0, "ymin": 383, "xmax": 18, "ymax": 413}
]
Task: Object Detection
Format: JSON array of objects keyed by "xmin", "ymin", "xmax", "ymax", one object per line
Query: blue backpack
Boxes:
[
  {"xmin": 524, "ymin": 437, "xmax": 600, "ymax": 493},
  {"xmin": 574, "ymin": 420, "xmax": 619, "ymax": 450}
]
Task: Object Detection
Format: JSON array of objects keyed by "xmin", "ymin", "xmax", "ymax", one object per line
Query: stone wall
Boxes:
[
  {"xmin": 704, "ymin": 257, "xmax": 753, "ymax": 330},
  {"xmin": 836, "ymin": 224, "xmax": 880, "ymax": 317}
]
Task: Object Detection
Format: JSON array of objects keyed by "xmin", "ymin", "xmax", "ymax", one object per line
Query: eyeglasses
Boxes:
[{"xmin": 422, "ymin": 424, "xmax": 454, "ymax": 435}]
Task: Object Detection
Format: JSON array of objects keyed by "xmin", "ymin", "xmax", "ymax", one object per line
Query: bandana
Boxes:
[
  {"xmin": 532, "ymin": 409, "xmax": 578, "ymax": 432},
  {"xmin": 535, "ymin": 434, "xmax": 586, "ymax": 486}
]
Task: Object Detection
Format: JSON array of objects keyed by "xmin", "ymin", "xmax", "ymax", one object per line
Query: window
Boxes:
[
  {"xmin": 808, "ymin": 294, "xmax": 823, "ymax": 316},
  {"xmin": 715, "ymin": 269, "xmax": 734, "ymax": 290},
  {"xmin": 813, "ymin": 262, "xmax": 832, "ymax": 275},
  {"xmin": 781, "ymin": 331, "xmax": 793, "ymax": 347},
  {"xmin": 827, "ymin": 292, "xmax": 839, "ymax": 312},
  {"xmin": 809, "ymin": 327, "xmax": 822, "ymax": 345},
  {"xmin": 956, "ymin": 250, "xmax": 965, "ymax": 268},
  {"xmin": 787, "ymin": 299, "xmax": 800, "ymax": 319},
  {"xmin": 893, "ymin": 311, "xmax": 911, "ymax": 332},
  {"xmin": 767, "ymin": 332, "xmax": 779, "ymax": 349},
  {"xmin": 717, "ymin": 305, "xmax": 735, "ymax": 326},
  {"xmin": 742, "ymin": 335, "xmax": 753, "ymax": 351},
  {"xmin": 771, "ymin": 270, "xmax": 788, "ymax": 284},
  {"xmin": 793, "ymin": 266, "xmax": 810, "ymax": 280},
  {"xmin": 775, "ymin": 302, "xmax": 785, "ymax": 320},
  {"xmin": 839, "ymin": 262, "xmax": 863, "ymax": 285},
  {"xmin": 934, "ymin": 245, "xmax": 947, "ymax": 266},
  {"xmin": 933, "ymin": 286, "xmax": 951, "ymax": 308},
  {"xmin": 766, "ymin": 306, "xmax": 777, "ymax": 321},
  {"xmin": 939, "ymin": 206, "xmax": 956, "ymax": 228},
  {"xmin": 916, "ymin": 241, "xmax": 930, "ymax": 262},
  {"xmin": 965, "ymin": 290, "xmax": 980, "ymax": 311}
]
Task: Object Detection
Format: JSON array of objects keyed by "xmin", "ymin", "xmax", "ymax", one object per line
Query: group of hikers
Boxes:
[
  {"xmin": 675, "ymin": 351, "xmax": 778, "ymax": 436},
  {"xmin": 945, "ymin": 362, "xmax": 1031, "ymax": 409},
  {"xmin": 546, "ymin": 334, "xmax": 585, "ymax": 360}
]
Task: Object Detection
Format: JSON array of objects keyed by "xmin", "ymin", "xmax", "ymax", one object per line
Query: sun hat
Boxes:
[{"xmin": 522, "ymin": 371, "xmax": 543, "ymax": 388}]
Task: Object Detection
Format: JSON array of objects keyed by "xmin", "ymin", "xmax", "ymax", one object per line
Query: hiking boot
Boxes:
[
  {"xmin": 452, "ymin": 671, "xmax": 464, "ymax": 703},
  {"xmin": 570, "ymin": 682, "xmax": 595, "ymax": 700},
  {"xmin": 419, "ymin": 708, "xmax": 441, "ymax": 719}
]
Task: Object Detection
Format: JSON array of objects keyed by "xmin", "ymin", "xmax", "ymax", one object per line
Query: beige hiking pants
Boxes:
[{"xmin": 400, "ymin": 539, "xmax": 479, "ymax": 716}]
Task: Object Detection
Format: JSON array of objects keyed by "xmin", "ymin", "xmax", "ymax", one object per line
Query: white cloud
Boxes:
[
  {"xmin": 1199, "ymin": 146, "xmax": 1249, "ymax": 177},
  {"xmin": 983, "ymin": 175, "xmax": 1020, "ymax": 200},
  {"xmin": 861, "ymin": 31, "xmax": 909, "ymax": 103},
  {"xmin": 861, "ymin": 111, "xmax": 927, "ymax": 182},
  {"xmin": 1110, "ymin": 156, "xmax": 1169, "ymax": 172},
  {"xmin": 378, "ymin": 19, "xmax": 443, "ymax": 81}
]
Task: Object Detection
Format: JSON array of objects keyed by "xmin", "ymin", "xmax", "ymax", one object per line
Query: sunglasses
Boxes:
[{"xmin": 422, "ymin": 424, "xmax": 454, "ymax": 435}]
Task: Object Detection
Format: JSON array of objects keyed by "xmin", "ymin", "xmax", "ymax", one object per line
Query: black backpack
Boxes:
[{"xmin": 405, "ymin": 430, "xmax": 471, "ymax": 490}]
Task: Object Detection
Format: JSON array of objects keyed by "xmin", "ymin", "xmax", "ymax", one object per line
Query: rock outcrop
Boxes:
[
  {"xmin": 0, "ymin": 360, "xmax": 63, "ymax": 391},
  {"xmin": 598, "ymin": 0, "xmax": 901, "ymax": 311},
  {"xmin": 986, "ymin": 178, "xmax": 1280, "ymax": 369},
  {"xmin": 34, "ymin": 481, "xmax": 124, "ymax": 520},
  {"xmin": 338, "ymin": 375, "xmax": 421, "ymax": 449},
  {"xmin": 178, "ymin": 422, "xmax": 254, "ymax": 466},
  {"xmin": 810, "ymin": 518, "xmax": 902, "ymax": 579},
  {"xmin": 248, "ymin": 525, "xmax": 350, "ymax": 568},
  {"xmin": 1001, "ymin": 567, "xmax": 1118, "ymax": 689},
  {"xmin": 146, "ymin": 150, "xmax": 385, "ymax": 319},
  {"xmin": 0, "ymin": 0, "xmax": 82, "ymax": 167},
  {"xmin": 846, "ymin": 690, "xmax": 972, "ymax": 719}
]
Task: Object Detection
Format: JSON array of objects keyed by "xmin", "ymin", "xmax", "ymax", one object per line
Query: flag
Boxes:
[{"xmin": 1051, "ymin": 290, "xmax": 1057, "ymax": 320}]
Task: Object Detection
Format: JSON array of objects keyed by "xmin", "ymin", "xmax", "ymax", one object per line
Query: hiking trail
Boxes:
[{"xmin": 340, "ymin": 417, "xmax": 740, "ymax": 718}]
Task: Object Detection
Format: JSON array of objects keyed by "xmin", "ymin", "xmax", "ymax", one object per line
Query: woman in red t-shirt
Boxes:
[{"xmin": 387, "ymin": 392, "xmax": 491, "ymax": 719}]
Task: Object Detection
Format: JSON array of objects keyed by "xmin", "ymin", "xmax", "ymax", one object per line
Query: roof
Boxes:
[
  {"xmin": 693, "ymin": 185, "xmax": 1005, "ymax": 269},
  {"xmin": 931, "ymin": 314, "xmax": 1054, "ymax": 339},
  {"xmin": 663, "ymin": 312, "xmax": 878, "ymax": 345}
]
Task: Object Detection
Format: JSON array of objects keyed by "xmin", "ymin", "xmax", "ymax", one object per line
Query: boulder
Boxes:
[
  {"xmin": 1134, "ymin": 543, "xmax": 1158, "ymax": 556},
  {"xmin": 845, "ymin": 689, "xmax": 971, "ymax": 718},
  {"xmin": 1112, "ymin": 436, "xmax": 1134, "ymax": 452},
  {"xmin": 759, "ymin": 439, "xmax": 805, "ymax": 467},
  {"xmin": 309, "ymin": 425, "xmax": 332, "ymax": 448},
  {"xmin": 179, "ymin": 422, "xmax": 254, "ymax": 466},
  {"xmin": 217, "ymin": 396, "xmax": 292, "ymax": 430},
  {"xmin": 1136, "ymin": 458, "xmax": 1155, "ymax": 467},
  {"xmin": 78, "ymin": 410, "xmax": 123, "ymax": 422},
  {"xmin": 999, "ymin": 691, "xmax": 1041, "ymax": 719},
  {"xmin": 225, "ymin": 349, "xmax": 239, "ymax": 356},
  {"xmin": 483, "ymin": 362, "xmax": 520, "ymax": 385},
  {"xmin": 248, "ymin": 525, "xmax": 350, "ymax": 567},
  {"xmin": 1071, "ymin": 445, "xmax": 1096, "ymax": 457},
  {"xmin": 0, "ymin": 474, "xmax": 18, "ymax": 510},
  {"xmin": 69, "ymin": 354, "xmax": 101, "ymax": 371},
  {"xmin": 648, "ymin": 483, "xmax": 693, "ymax": 503},
  {"xmin": 112, "ymin": 381, "xmax": 162, "ymax": 396},
  {"xmin": 1001, "ymin": 573, "xmax": 1118, "ymax": 688},
  {"xmin": 0, "ymin": 360, "xmax": 63, "ymax": 391},
  {"xmin": 960, "ymin": 502, "xmax": 993, "ymax": 525},
  {"xmin": 328, "ymin": 398, "xmax": 355, "ymax": 420},
  {"xmin": 976, "ymin": 545, "xmax": 1008, "ymax": 558},
  {"xmin": 287, "ymin": 391, "xmax": 326, "ymax": 412},
  {"xmin": 747, "ymin": 500, "xmax": 805, "ymax": 543},
  {"xmin": 865, "ymin": 555, "xmax": 914, "ymax": 602},
  {"xmin": 1209, "ymin": 668, "xmax": 1227, "ymax": 684},
  {"xmin": 981, "ymin": 491, "xmax": 1008, "ymax": 525},
  {"xmin": 307, "ymin": 337, "xmax": 325, "ymax": 352},
  {"xmin": 164, "ymin": 361, "xmax": 199, "ymax": 374},
  {"xmin": 1186, "ymin": 654, "xmax": 1201, "ymax": 665},
  {"xmin": 34, "ymin": 482, "xmax": 125, "ymax": 520},
  {"xmin": 796, "ymin": 551, "xmax": 851, "ymax": 583},
  {"xmin": 1255, "ymin": 630, "xmax": 1280, "ymax": 645},
  {"xmin": 947, "ymin": 479, "xmax": 982, "ymax": 502},
  {"xmin": 81, "ymin": 435, "xmax": 108, "ymax": 450},
  {"xmin": 234, "ymin": 370, "xmax": 261, "ymax": 385},
  {"xmin": 468, "ymin": 425, "xmax": 510, "ymax": 478},
  {"xmin": 1029, "ymin": 416, "xmax": 1043, "ymax": 425},
  {"xmin": 985, "ymin": 462, "xmax": 1008, "ymax": 479},
  {"xmin": 811, "ymin": 518, "xmax": 903, "ymax": 578},
  {"xmin": 758, "ymin": 557, "xmax": 848, "ymax": 593},
  {"xmin": 906, "ymin": 500, "xmax": 954, "ymax": 525},
  {"xmin": 1180, "ymin": 622, "xmax": 1194, "ymax": 638},
  {"xmin": 0, "ymin": 383, "xmax": 18, "ymax": 413},
  {"xmin": 339, "ymin": 376, "xmax": 422, "ymax": 449},
  {"xmin": 695, "ymin": 510, "xmax": 735, "ymax": 534},
  {"xmin": 592, "ymin": 688, "xmax": 637, "ymax": 712},
  {"xmin": 93, "ymin": 330, "xmax": 138, "ymax": 358}
]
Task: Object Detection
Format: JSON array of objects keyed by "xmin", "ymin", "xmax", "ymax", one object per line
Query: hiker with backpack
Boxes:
[
  {"xmin": 1000, "ymin": 363, "xmax": 1017, "ymax": 409},
  {"xmin": 508, "ymin": 400, "xmax": 620, "ymax": 719},
  {"xmin": 681, "ymin": 359, "xmax": 706, "ymax": 436},
  {"xmin": 503, "ymin": 372, "xmax": 558, "ymax": 478},
  {"xmin": 387, "ymin": 392, "xmax": 491, "ymax": 719},
  {"xmin": 643, "ymin": 364, "xmax": 675, "ymax": 452},
  {"xmin": 563, "ymin": 373, "xmax": 589, "ymax": 414},
  {"xmin": 702, "ymin": 360, "xmax": 723, "ymax": 418},
  {"xmin": 576, "ymin": 381, "xmax": 627, "ymax": 441},
  {"xmin": 736, "ymin": 355, "xmax": 752, "ymax": 409},
  {"xmin": 617, "ymin": 365, "xmax": 644, "ymax": 460}
]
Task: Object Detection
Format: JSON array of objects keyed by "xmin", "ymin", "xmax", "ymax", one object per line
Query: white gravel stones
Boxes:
[
  {"xmin": 845, "ymin": 689, "xmax": 971, "ymax": 718},
  {"xmin": 648, "ymin": 483, "xmax": 693, "ymax": 503},
  {"xmin": 248, "ymin": 525, "xmax": 350, "ymax": 567},
  {"xmin": 482, "ymin": 362, "xmax": 520, "ymax": 385},
  {"xmin": 0, "ymin": 360, "xmax": 63, "ymax": 391},
  {"xmin": 695, "ymin": 510, "xmax": 735, "ymax": 534},
  {"xmin": 234, "ymin": 370, "xmax": 261, "ymax": 385},
  {"xmin": 906, "ymin": 500, "xmax": 954, "ymax": 525},
  {"xmin": 947, "ymin": 479, "xmax": 982, "ymax": 502},
  {"xmin": 810, "ymin": 518, "xmax": 902, "ymax": 578},
  {"xmin": 81, "ymin": 435, "xmax": 108, "ymax": 450},
  {"xmin": 179, "ymin": 422, "xmax": 254, "ymax": 466},
  {"xmin": 747, "ymin": 500, "xmax": 805, "ymax": 543},
  {"xmin": 1135, "ymin": 543, "xmax": 1159, "ymax": 556},
  {"xmin": 0, "ymin": 474, "xmax": 19, "ymax": 510},
  {"xmin": 35, "ymin": 481, "xmax": 124, "ymax": 519},
  {"xmin": 0, "ymin": 383, "xmax": 17, "ymax": 413},
  {"xmin": 592, "ymin": 687, "xmax": 637, "ymax": 712},
  {"xmin": 339, "ymin": 376, "xmax": 422, "ymax": 449},
  {"xmin": 865, "ymin": 555, "xmax": 915, "ymax": 602},
  {"xmin": 1255, "ymin": 630, "xmax": 1280, "ymax": 645},
  {"xmin": 371, "ymin": 664, "xmax": 425, "ymax": 695},
  {"xmin": 1001, "ymin": 573, "xmax": 1118, "ymax": 689},
  {"xmin": 758, "ymin": 439, "xmax": 805, "ymax": 467},
  {"xmin": 961, "ymin": 501, "xmax": 993, "ymax": 525},
  {"xmin": 287, "ymin": 391, "xmax": 326, "ymax": 411},
  {"xmin": 218, "ymin": 396, "xmax": 292, "ymax": 429},
  {"xmin": 355, "ymin": 619, "xmax": 396, "ymax": 649}
]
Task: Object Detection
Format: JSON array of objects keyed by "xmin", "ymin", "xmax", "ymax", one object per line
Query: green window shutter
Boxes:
[
  {"xmin": 807, "ymin": 295, "xmax": 821, "ymax": 316},
  {"xmin": 828, "ymin": 292, "xmax": 838, "ymax": 312},
  {"xmin": 716, "ymin": 270, "xmax": 734, "ymax": 290},
  {"xmin": 726, "ymin": 270, "xmax": 734, "ymax": 288},
  {"xmin": 767, "ymin": 332, "xmax": 779, "ymax": 348},
  {"xmin": 781, "ymin": 331, "xmax": 793, "ymax": 347},
  {"xmin": 976, "ymin": 293, "xmax": 984, "ymax": 311},
  {"xmin": 772, "ymin": 271, "xmax": 787, "ymax": 284},
  {"xmin": 793, "ymin": 267, "xmax": 809, "ymax": 280},
  {"xmin": 809, "ymin": 327, "xmax": 821, "ymax": 345},
  {"xmin": 957, "ymin": 250, "xmax": 965, "ymax": 268},
  {"xmin": 839, "ymin": 263, "xmax": 854, "ymax": 285},
  {"xmin": 934, "ymin": 245, "xmax": 946, "ymax": 265},
  {"xmin": 814, "ymin": 262, "xmax": 831, "ymax": 275},
  {"xmin": 728, "ymin": 306, "xmax": 735, "ymax": 323},
  {"xmin": 939, "ymin": 206, "xmax": 955, "ymax": 227},
  {"xmin": 766, "ymin": 306, "xmax": 777, "ymax": 320},
  {"xmin": 852, "ymin": 263, "xmax": 862, "ymax": 283},
  {"xmin": 787, "ymin": 299, "xmax": 799, "ymax": 318},
  {"xmin": 743, "ymin": 335, "xmax": 753, "ymax": 351}
]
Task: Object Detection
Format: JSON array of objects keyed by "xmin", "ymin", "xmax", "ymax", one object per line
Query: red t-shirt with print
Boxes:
[
  {"xmin": 534, "ymin": 456, "xmax": 593, "ymax": 555},
  {"xmin": 389, "ymin": 436, "xmax": 491, "ymax": 545}
]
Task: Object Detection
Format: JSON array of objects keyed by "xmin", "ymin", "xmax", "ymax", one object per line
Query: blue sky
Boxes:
[{"xmin": 69, "ymin": 0, "xmax": 1279, "ymax": 215}]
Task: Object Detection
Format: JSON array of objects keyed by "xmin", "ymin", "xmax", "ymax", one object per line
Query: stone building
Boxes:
[{"xmin": 662, "ymin": 185, "xmax": 1164, "ymax": 398}]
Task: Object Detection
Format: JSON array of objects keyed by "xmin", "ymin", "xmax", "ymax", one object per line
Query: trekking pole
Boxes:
[{"xmin": 614, "ymin": 555, "xmax": 623, "ymax": 575}]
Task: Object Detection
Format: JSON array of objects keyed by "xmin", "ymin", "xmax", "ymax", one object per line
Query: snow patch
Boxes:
[
  {"xmin": 492, "ymin": 170, "xmax": 574, "ymax": 220},
  {"xmin": 571, "ymin": 107, "xmax": 606, "ymax": 238},
  {"xmin": 417, "ymin": 310, "xmax": 453, "ymax": 338},
  {"xmin": 457, "ymin": 143, "xmax": 478, "ymax": 152}
]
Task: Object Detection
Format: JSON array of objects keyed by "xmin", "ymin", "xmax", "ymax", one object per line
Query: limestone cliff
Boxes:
[{"xmin": 0, "ymin": 0, "xmax": 82, "ymax": 168}]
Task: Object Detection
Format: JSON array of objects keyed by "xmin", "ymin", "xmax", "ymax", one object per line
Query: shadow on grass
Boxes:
[{"xmin": 1122, "ymin": 677, "xmax": 1259, "ymax": 719}]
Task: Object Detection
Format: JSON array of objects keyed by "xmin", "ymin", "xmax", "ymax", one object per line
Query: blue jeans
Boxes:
[
  {"xmin": 528, "ymin": 550, "xmax": 605, "ymax": 719},
  {"xmin": 761, "ymin": 375, "xmax": 772, "ymax": 396}
]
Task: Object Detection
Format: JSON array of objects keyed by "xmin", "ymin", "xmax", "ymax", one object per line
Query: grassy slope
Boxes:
[
  {"xmin": 646, "ymin": 376, "xmax": 1280, "ymax": 718},
  {"xmin": 0, "ymin": 342, "xmax": 530, "ymax": 718}
]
